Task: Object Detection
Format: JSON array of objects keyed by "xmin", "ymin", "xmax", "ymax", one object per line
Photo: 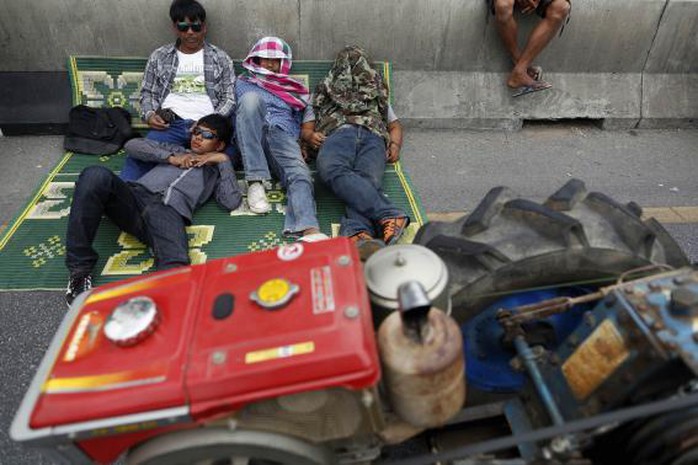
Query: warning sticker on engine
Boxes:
[
  {"xmin": 562, "ymin": 319, "xmax": 630, "ymax": 400},
  {"xmin": 311, "ymin": 266, "xmax": 335, "ymax": 314}
]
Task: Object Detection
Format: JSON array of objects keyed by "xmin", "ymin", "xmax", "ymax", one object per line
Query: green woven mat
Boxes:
[
  {"xmin": 0, "ymin": 56, "xmax": 422, "ymax": 291},
  {"xmin": 0, "ymin": 152, "xmax": 424, "ymax": 291}
]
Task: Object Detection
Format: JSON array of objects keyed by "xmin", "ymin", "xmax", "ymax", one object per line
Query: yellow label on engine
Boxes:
[
  {"xmin": 245, "ymin": 341, "xmax": 315, "ymax": 364},
  {"xmin": 562, "ymin": 319, "xmax": 630, "ymax": 400}
]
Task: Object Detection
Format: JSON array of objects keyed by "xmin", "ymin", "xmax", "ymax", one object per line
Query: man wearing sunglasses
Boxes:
[
  {"xmin": 65, "ymin": 114, "xmax": 242, "ymax": 306},
  {"xmin": 121, "ymin": 0, "xmax": 236, "ymax": 181}
]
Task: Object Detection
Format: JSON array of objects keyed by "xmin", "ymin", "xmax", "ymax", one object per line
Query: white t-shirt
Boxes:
[{"xmin": 162, "ymin": 49, "xmax": 215, "ymax": 120}]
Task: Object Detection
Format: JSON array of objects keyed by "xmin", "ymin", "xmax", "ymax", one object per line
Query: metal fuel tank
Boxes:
[{"xmin": 377, "ymin": 281, "xmax": 465, "ymax": 428}]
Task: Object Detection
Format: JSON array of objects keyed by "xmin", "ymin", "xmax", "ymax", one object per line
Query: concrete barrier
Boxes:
[
  {"xmin": 381, "ymin": 0, "xmax": 696, "ymax": 129},
  {"xmin": 0, "ymin": 0, "xmax": 696, "ymax": 130},
  {"xmin": 640, "ymin": 0, "xmax": 698, "ymax": 128}
]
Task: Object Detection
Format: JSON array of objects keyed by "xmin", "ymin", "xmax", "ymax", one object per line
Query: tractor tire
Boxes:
[{"xmin": 414, "ymin": 179, "xmax": 689, "ymax": 323}]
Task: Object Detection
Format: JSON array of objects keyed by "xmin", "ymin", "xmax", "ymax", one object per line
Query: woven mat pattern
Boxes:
[
  {"xmin": 0, "ymin": 57, "xmax": 421, "ymax": 291},
  {"xmin": 68, "ymin": 56, "xmax": 393, "ymax": 129}
]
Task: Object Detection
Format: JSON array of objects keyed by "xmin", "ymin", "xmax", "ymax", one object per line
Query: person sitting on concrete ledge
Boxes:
[
  {"xmin": 64, "ymin": 114, "xmax": 242, "ymax": 306},
  {"xmin": 302, "ymin": 45, "xmax": 410, "ymax": 250},
  {"xmin": 121, "ymin": 0, "xmax": 236, "ymax": 181},
  {"xmin": 234, "ymin": 36, "xmax": 328, "ymax": 243},
  {"xmin": 489, "ymin": 0, "xmax": 571, "ymax": 97}
]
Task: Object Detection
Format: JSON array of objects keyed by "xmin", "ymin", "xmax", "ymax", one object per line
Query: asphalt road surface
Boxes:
[{"xmin": 1, "ymin": 124, "xmax": 696, "ymax": 464}]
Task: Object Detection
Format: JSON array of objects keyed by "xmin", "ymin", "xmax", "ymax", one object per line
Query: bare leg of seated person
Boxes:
[{"xmin": 494, "ymin": 0, "xmax": 571, "ymax": 89}]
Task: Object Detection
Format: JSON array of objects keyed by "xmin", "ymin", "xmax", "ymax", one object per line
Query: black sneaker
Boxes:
[{"xmin": 65, "ymin": 274, "xmax": 93, "ymax": 307}]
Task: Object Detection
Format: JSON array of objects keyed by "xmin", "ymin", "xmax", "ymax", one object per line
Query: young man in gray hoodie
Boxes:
[{"xmin": 64, "ymin": 113, "xmax": 241, "ymax": 305}]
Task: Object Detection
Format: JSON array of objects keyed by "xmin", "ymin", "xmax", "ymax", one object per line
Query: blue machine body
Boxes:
[{"xmin": 463, "ymin": 287, "xmax": 594, "ymax": 392}]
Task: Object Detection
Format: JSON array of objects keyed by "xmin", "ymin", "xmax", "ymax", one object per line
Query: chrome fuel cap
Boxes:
[
  {"xmin": 104, "ymin": 296, "xmax": 160, "ymax": 347},
  {"xmin": 364, "ymin": 244, "xmax": 449, "ymax": 311}
]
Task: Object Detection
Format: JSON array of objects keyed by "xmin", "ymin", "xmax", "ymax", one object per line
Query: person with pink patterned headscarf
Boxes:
[{"xmin": 234, "ymin": 36, "xmax": 327, "ymax": 242}]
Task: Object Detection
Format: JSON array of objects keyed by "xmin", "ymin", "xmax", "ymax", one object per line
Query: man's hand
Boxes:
[
  {"xmin": 300, "ymin": 122, "xmax": 325, "ymax": 161},
  {"xmin": 191, "ymin": 152, "xmax": 228, "ymax": 167},
  {"xmin": 386, "ymin": 142, "xmax": 401, "ymax": 163},
  {"xmin": 168, "ymin": 153, "xmax": 194, "ymax": 167},
  {"xmin": 305, "ymin": 131, "xmax": 326, "ymax": 151},
  {"xmin": 147, "ymin": 113, "xmax": 169, "ymax": 130},
  {"xmin": 168, "ymin": 152, "xmax": 228, "ymax": 168},
  {"xmin": 518, "ymin": 0, "xmax": 540, "ymax": 15}
]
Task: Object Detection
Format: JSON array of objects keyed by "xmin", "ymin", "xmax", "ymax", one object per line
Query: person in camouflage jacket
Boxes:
[{"xmin": 301, "ymin": 45, "xmax": 409, "ymax": 247}]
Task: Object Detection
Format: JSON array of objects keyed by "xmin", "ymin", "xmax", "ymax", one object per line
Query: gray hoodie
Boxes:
[{"xmin": 124, "ymin": 138, "xmax": 242, "ymax": 222}]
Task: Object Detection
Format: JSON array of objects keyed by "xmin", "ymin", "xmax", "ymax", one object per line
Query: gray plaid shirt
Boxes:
[{"xmin": 140, "ymin": 41, "xmax": 236, "ymax": 122}]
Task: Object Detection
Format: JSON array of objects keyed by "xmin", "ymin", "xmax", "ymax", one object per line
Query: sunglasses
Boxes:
[
  {"xmin": 191, "ymin": 127, "xmax": 218, "ymax": 140},
  {"xmin": 175, "ymin": 21, "xmax": 203, "ymax": 32}
]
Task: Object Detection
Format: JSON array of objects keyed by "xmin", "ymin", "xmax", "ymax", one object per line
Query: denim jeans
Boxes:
[
  {"xmin": 236, "ymin": 92, "xmax": 319, "ymax": 235},
  {"xmin": 66, "ymin": 166, "xmax": 190, "ymax": 276},
  {"xmin": 317, "ymin": 125, "xmax": 406, "ymax": 237},
  {"xmin": 120, "ymin": 118, "xmax": 241, "ymax": 181}
]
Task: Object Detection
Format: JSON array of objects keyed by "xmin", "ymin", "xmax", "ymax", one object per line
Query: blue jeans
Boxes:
[
  {"xmin": 120, "ymin": 118, "xmax": 241, "ymax": 181},
  {"xmin": 317, "ymin": 125, "xmax": 406, "ymax": 237},
  {"xmin": 120, "ymin": 119, "xmax": 194, "ymax": 181},
  {"xmin": 236, "ymin": 92, "xmax": 319, "ymax": 235},
  {"xmin": 66, "ymin": 166, "xmax": 190, "ymax": 276}
]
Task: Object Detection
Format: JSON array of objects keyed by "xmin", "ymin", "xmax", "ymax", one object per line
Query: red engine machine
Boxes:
[
  {"xmin": 11, "ymin": 238, "xmax": 464, "ymax": 465},
  {"xmin": 13, "ymin": 181, "xmax": 698, "ymax": 465}
]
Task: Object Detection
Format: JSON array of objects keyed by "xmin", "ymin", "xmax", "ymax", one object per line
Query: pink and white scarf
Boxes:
[{"xmin": 240, "ymin": 37, "xmax": 309, "ymax": 110}]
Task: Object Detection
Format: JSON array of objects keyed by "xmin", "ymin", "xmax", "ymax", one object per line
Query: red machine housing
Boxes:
[{"xmin": 13, "ymin": 238, "xmax": 380, "ymax": 463}]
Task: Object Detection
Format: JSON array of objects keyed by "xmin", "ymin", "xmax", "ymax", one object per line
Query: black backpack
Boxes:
[{"xmin": 64, "ymin": 105, "xmax": 135, "ymax": 154}]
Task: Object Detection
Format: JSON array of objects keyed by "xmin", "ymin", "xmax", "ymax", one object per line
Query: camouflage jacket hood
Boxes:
[{"xmin": 312, "ymin": 46, "xmax": 390, "ymax": 143}]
